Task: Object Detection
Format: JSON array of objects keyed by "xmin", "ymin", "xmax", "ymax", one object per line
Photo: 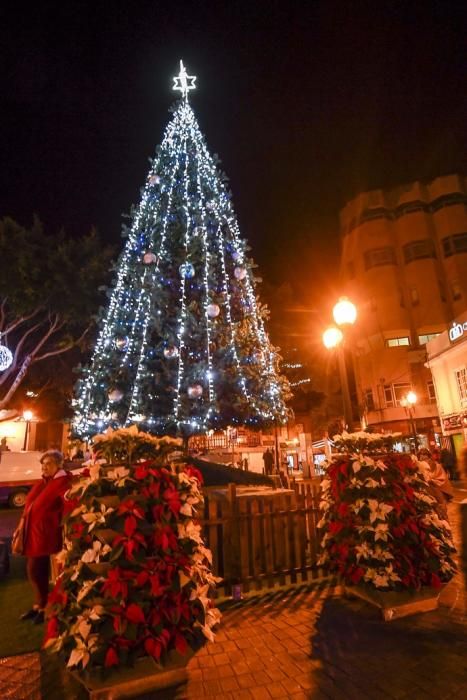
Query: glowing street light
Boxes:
[
  {"xmin": 332, "ymin": 297, "xmax": 357, "ymax": 327},
  {"xmin": 323, "ymin": 297, "xmax": 358, "ymax": 430},
  {"xmin": 400, "ymin": 392, "xmax": 418, "ymax": 447},
  {"xmin": 322, "ymin": 326, "xmax": 344, "ymax": 349}
]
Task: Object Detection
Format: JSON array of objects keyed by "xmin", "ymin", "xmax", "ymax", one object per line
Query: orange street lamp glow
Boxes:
[
  {"xmin": 333, "ymin": 297, "xmax": 357, "ymax": 327},
  {"xmin": 23, "ymin": 410, "xmax": 33, "ymax": 422},
  {"xmin": 322, "ymin": 326, "xmax": 344, "ymax": 349},
  {"xmin": 406, "ymin": 391, "xmax": 417, "ymax": 405}
]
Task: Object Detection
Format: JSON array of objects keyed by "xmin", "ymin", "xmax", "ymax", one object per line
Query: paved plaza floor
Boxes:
[{"xmin": 1, "ymin": 487, "xmax": 466, "ymax": 699}]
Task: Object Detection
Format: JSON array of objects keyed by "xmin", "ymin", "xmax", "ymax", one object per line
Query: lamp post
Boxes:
[
  {"xmin": 401, "ymin": 391, "xmax": 417, "ymax": 449},
  {"xmin": 22, "ymin": 410, "xmax": 33, "ymax": 451},
  {"xmin": 322, "ymin": 297, "xmax": 357, "ymax": 431}
]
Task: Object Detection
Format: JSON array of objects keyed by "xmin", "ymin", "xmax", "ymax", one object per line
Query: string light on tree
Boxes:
[{"xmin": 73, "ymin": 61, "xmax": 290, "ymax": 439}]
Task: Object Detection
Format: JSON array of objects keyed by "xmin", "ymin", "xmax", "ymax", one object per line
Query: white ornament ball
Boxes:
[
  {"xmin": 163, "ymin": 346, "xmax": 179, "ymax": 359},
  {"xmin": 232, "ymin": 251, "xmax": 241, "ymax": 262},
  {"xmin": 108, "ymin": 389, "xmax": 123, "ymax": 403},
  {"xmin": 148, "ymin": 174, "xmax": 160, "ymax": 185},
  {"xmin": 206, "ymin": 303, "xmax": 220, "ymax": 318},
  {"xmin": 143, "ymin": 252, "xmax": 158, "ymax": 265},
  {"xmin": 179, "ymin": 263, "xmax": 195, "ymax": 279},
  {"xmin": 187, "ymin": 384, "xmax": 203, "ymax": 399},
  {"xmin": 115, "ymin": 337, "xmax": 129, "ymax": 351},
  {"xmin": 0, "ymin": 344, "xmax": 13, "ymax": 372},
  {"xmin": 234, "ymin": 266, "xmax": 247, "ymax": 280}
]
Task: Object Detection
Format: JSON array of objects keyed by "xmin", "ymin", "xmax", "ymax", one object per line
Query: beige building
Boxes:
[
  {"xmin": 339, "ymin": 173, "xmax": 467, "ymax": 439},
  {"xmin": 426, "ymin": 310, "xmax": 467, "ymax": 458}
]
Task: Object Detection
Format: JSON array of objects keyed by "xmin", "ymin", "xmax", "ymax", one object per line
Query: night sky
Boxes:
[{"xmin": 1, "ymin": 1, "xmax": 466, "ymax": 323}]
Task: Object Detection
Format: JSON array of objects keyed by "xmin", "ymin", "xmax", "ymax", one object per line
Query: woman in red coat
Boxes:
[{"xmin": 20, "ymin": 450, "xmax": 72, "ymax": 624}]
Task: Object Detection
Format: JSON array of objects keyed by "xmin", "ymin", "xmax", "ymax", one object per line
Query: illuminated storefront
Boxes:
[{"xmin": 426, "ymin": 310, "xmax": 467, "ymax": 458}]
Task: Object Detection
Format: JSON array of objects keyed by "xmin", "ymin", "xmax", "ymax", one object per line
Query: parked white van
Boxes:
[{"xmin": 0, "ymin": 451, "xmax": 44, "ymax": 507}]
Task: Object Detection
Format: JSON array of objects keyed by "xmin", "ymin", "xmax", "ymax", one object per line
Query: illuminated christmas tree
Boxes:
[{"xmin": 74, "ymin": 62, "xmax": 290, "ymax": 439}]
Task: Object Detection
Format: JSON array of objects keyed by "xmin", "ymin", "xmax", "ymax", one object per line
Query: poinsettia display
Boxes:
[
  {"xmin": 44, "ymin": 429, "xmax": 221, "ymax": 672},
  {"xmin": 318, "ymin": 453, "xmax": 457, "ymax": 591},
  {"xmin": 332, "ymin": 430, "xmax": 402, "ymax": 454}
]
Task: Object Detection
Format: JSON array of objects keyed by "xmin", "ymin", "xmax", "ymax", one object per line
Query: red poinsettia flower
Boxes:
[
  {"xmin": 186, "ymin": 465, "xmax": 203, "ymax": 485},
  {"xmin": 125, "ymin": 602, "xmax": 146, "ymax": 625},
  {"xmin": 43, "ymin": 616, "xmax": 59, "ymax": 643},
  {"xmin": 118, "ymin": 498, "xmax": 145, "ymax": 519},
  {"xmin": 162, "ymin": 484, "xmax": 182, "ymax": 516},
  {"xmin": 104, "ymin": 647, "xmax": 119, "ymax": 667}
]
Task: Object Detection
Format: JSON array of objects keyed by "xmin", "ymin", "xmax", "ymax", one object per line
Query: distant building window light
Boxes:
[
  {"xmin": 386, "ymin": 337, "xmax": 410, "ymax": 347},
  {"xmin": 364, "ymin": 247, "xmax": 396, "ymax": 270},
  {"xmin": 403, "ymin": 239, "xmax": 435, "ymax": 263},
  {"xmin": 418, "ymin": 333, "xmax": 440, "ymax": 345},
  {"xmin": 384, "ymin": 382, "xmax": 412, "ymax": 407}
]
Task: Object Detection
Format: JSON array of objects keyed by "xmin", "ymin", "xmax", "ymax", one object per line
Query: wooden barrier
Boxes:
[{"xmin": 200, "ymin": 479, "xmax": 328, "ymax": 594}]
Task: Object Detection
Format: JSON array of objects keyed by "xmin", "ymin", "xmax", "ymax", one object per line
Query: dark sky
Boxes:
[{"xmin": 1, "ymin": 1, "xmax": 466, "ymax": 314}]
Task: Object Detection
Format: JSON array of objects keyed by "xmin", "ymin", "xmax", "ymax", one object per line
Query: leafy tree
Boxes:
[{"xmin": 0, "ymin": 217, "xmax": 113, "ymax": 409}]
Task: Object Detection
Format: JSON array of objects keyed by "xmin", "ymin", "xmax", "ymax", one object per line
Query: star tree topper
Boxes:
[{"xmin": 173, "ymin": 60, "xmax": 197, "ymax": 99}]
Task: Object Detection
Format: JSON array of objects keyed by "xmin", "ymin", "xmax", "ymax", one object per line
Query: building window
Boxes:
[
  {"xmin": 386, "ymin": 337, "xmax": 410, "ymax": 347},
  {"xmin": 427, "ymin": 381, "xmax": 436, "ymax": 403},
  {"xmin": 383, "ymin": 383, "xmax": 412, "ymax": 407},
  {"xmin": 364, "ymin": 247, "xmax": 396, "ymax": 270},
  {"xmin": 442, "ymin": 233, "xmax": 467, "ymax": 257},
  {"xmin": 403, "ymin": 239, "xmax": 436, "ymax": 263},
  {"xmin": 451, "ymin": 279, "xmax": 462, "ymax": 301},
  {"xmin": 418, "ymin": 333, "xmax": 440, "ymax": 344},
  {"xmin": 410, "ymin": 287, "xmax": 419, "ymax": 306},
  {"xmin": 455, "ymin": 368, "xmax": 467, "ymax": 405},
  {"xmin": 364, "ymin": 388, "xmax": 375, "ymax": 412}
]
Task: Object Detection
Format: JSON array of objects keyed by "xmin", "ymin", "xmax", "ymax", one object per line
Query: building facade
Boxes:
[
  {"xmin": 339, "ymin": 174, "xmax": 467, "ymax": 439},
  {"xmin": 426, "ymin": 310, "xmax": 467, "ymax": 459}
]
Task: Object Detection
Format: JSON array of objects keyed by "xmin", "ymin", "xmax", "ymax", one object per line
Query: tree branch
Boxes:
[
  {"xmin": 0, "ymin": 321, "xmax": 43, "ymax": 387},
  {"xmin": 34, "ymin": 323, "xmax": 91, "ymax": 362},
  {"xmin": 3, "ymin": 306, "xmax": 45, "ymax": 336}
]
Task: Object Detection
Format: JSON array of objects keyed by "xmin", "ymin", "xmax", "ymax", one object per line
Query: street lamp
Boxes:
[
  {"xmin": 400, "ymin": 392, "xmax": 417, "ymax": 448},
  {"xmin": 22, "ymin": 410, "xmax": 33, "ymax": 451},
  {"xmin": 322, "ymin": 297, "xmax": 357, "ymax": 431}
]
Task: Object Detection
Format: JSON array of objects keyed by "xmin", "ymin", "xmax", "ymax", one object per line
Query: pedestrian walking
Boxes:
[
  {"xmin": 417, "ymin": 448, "xmax": 453, "ymax": 519},
  {"xmin": 14, "ymin": 450, "xmax": 72, "ymax": 624},
  {"xmin": 440, "ymin": 447, "xmax": 457, "ymax": 480},
  {"xmin": 262, "ymin": 448, "xmax": 274, "ymax": 475}
]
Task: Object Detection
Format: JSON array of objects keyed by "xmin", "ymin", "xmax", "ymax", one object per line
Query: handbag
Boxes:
[{"xmin": 11, "ymin": 516, "xmax": 25, "ymax": 555}]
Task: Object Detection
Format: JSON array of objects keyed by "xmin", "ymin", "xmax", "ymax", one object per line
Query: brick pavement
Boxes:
[{"xmin": 1, "ymin": 487, "xmax": 466, "ymax": 700}]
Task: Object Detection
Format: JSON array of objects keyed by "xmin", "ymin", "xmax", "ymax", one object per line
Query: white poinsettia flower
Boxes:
[
  {"xmin": 375, "ymin": 460, "xmax": 388, "ymax": 471},
  {"xmin": 107, "ymin": 466, "xmax": 132, "ymax": 486},
  {"xmin": 71, "ymin": 562, "xmax": 83, "ymax": 581},
  {"xmin": 81, "ymin": 540, "xmax": 111, "ymax": 563},
  {"xmin": 70, "ymin": 504, "xmax": 86, "ymax": 518},
  {"xmin": 355, "ymin": 542, "xmax": 374, "ymax": 561},
  {"xmin": 352, "ymin": 460, "xmax": 362, "ymax": 473},
  {"xmin": 364, "ymin": 478, "xmax": 381, "ymax": 488},
  {"xmin": 362, "ymin": 456, "xmax": 375, "ymax": 466},
  {"xmin": 374, "ymin": 546, "xmax": 394, "ymax": 561},
  {"xmin": 368, "ymin": 500, "xmax": 393, "ymax": 523},
  {"xmin": 67, "ymin": 640, "xmax": 90, "ymax": 669},
  {"xmin": 364, "ymin": 567, "xmax": 377, "ymax": 581},
  {"xmin": 77, "ymin": 578, "xmax": 101, "ymax": 602},
  {"xmin": 374, "ymin": 573, "xmax": 389, "ymax": 588},
  {"xmin": 88, "ymin": 605, "xmax": 106, "ymax": 621},
  {"xmin": 180, "ymin": 502, "xmax": 193, "ymax": 516},
  {"xmin": 81, "ymin": 503, "xmax": 114, "ymax": 531},
  {"xmin": 374, "ymin": 523, "xmax": 390, "ymax": 541},
  {"xmin": 178, "ymin": 472, "xmax": 192, "ymax": 485}
]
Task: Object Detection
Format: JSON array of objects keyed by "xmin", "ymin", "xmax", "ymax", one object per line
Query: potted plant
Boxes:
[
  {"xmin": 318, "ymin": 452, "xmax": 457, "ymax": 620},
  {"xmin": 44, "ymin": 427, "xmax": 221, "ymax": 696}
]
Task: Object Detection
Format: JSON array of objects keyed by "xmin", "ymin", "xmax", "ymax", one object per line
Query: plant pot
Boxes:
[
  {"xmin": 345, "ymin": 584, "xmax": 441, "ymax": 621},
  {"xmin": 71, "ymin": 648, "xmax": 195, "ymax": 700}
]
